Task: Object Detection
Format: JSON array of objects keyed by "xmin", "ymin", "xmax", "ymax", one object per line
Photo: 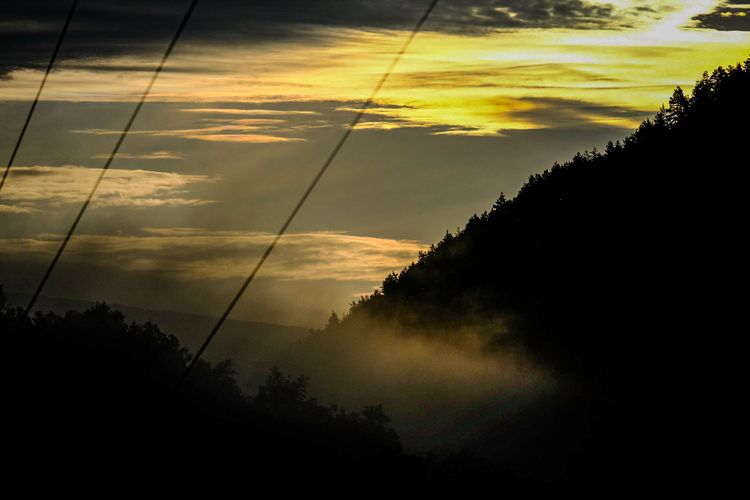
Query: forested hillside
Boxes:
[{"xmin": 341, "ymin": 59, "xmax": 745, "ymax": 380}]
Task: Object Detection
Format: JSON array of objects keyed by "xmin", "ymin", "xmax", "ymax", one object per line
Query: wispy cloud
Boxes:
[
  {"xmin": 180, "ymin": 108, "xmax": 320, "ymax": 116},
  {"xmin": 0, "ymin": 229, "xmax": 426, "ymax": 283},
  {"xmin": 0, "ymin": 166, "xmax": 215, "ymax": 211},
  {"xmin": 71, "ymin": 125, "xmax": 305, "ymax": 144},
  {"xmin": 90, "ymin": 150, "xmax": 185, "ymax": 160},
  {"xmin": 0, "ymin": 204, "xmax": 36, "ymax": 214},
  {"xmin": 71, "ymin": 108, "xmax": 325, "ymax": 143}
]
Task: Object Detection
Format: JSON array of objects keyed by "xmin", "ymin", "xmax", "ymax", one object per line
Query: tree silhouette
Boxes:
[{"xmin": 326, "ymin": 310, "xmax": 341, "ymax": 328}]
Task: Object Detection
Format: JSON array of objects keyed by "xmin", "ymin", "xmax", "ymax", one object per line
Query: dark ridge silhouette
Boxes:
[{"xmin": 339, "ymin": 59, "xmax": 747, "ymax": 377}]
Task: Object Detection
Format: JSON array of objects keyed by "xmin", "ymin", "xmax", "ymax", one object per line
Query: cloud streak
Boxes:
[
  {"xmin": 0, "ymin": 166, "xmax": 215, "ymax": 211},
  {"xmin": 180, "ymin": 108, "xmax": 320, "ymax": 116},
  {"xmin": 0, "ymin": 228, "xmax": 426, "ymax": 283},
  {"xmin": 90, "ymin": 150, "xmax": 185, "ymax": 160},
  {"xmin": 70, "ymin": 107, "xmax": 328, "ymax": 143}
]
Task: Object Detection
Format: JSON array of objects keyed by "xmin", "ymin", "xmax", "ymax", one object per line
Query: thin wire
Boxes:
[
  {"xmin": 173, "ymin": 0, "xmax": 440, "ymax": 394},
  {"xmin": 0, "ymin": 0, "xmax": 79, "ymax": 196},
  {"xmin": 23, "ymin": 0, "xmax": 200, "ymax": 318}
]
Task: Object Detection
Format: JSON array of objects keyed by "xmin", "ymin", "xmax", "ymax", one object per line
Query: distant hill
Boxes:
[{"xmin": 5, "ymin": 292, "xmax": 309, "ymax": 390}]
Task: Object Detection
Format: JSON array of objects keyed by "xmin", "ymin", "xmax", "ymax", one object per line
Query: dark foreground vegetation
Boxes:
[
  {"xmin": 3, "ymin": 58, "xmax": 745, "ymax": 494},
  {"xmin": 2, "ymin": 288, "xmax": 517, "ymax": 494}
]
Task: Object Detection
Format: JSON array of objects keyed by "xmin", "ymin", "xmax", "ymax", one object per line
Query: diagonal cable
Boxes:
[
  {"xmin": 173, "ymin": 0, "xmax": 440, "ymax": 394},
  {"xmin": 0, "ymin": 0, "xmax": 79, "ymax": 196},
  {"xmin": 23, "ymin": 0, "xmax": 200, "ymax": 317}
]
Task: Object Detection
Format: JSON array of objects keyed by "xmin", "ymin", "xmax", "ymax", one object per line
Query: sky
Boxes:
[{"xmin": 1, "ymin": 0, "xmax": 748, "ymax": 328}]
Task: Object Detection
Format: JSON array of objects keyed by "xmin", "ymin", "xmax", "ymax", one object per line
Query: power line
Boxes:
[
  {"xmin": 173, "ymin": 0, "xmax": 440, "ymax": 394},
  {"xmin": 23, "ymin": 0, "xmax": 200, "ymax": 318},
  {"xmin": 0, "ymin": 0, "xmax": 79, "ymax": 196}
]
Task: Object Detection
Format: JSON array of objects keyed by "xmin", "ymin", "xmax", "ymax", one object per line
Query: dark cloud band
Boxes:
[
  {"xmin": 693, "ymin": 4, "xmax": 750, "ymax": 32},
  {"xmin": 0, "ymin": 0, "xmax": 620, "ymax": 76}
]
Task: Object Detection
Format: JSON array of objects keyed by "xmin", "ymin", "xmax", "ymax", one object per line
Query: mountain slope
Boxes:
[{"xmin": 338, "ymin": 59, "xmax": 747, "ymax": 379}]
